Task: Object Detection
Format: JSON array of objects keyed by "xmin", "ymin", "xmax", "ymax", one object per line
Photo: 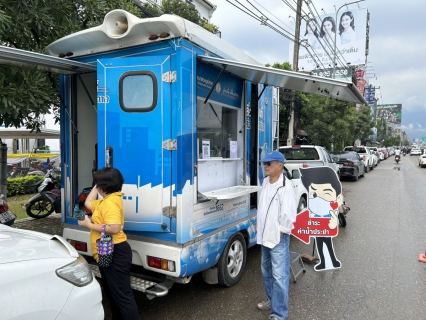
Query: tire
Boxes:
[
  {"xmin": 365, "ymin": 165, "xmax": 369, "ymax": 173},
  {"xmin": 352, "ymin": 169, "xmax": 359, "ymax": 181},
  {"xmin": 338, "ymin": 212, "xmax": 347, "ymax": 228},
  {"xmin": 297, "ymin": 197, "xmax": 307, "ymax": 213},
  {"xmin": 218, "ymin": 232, "xmax": 247, "ymax": 287},
  {"xmin": 370, "ymin": 162, "xmax": 374, "ymax": 170},
  {"xmin": 26, "ymin": 196, "xmax": 54, "ymax": 219}
]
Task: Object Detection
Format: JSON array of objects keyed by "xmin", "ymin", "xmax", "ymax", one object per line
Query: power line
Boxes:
[
  {"xmin": 227, "ymin": 1, "xmax": 326, "ymax": 69},
  {"xmin": 226, "ymin": 1, "xmax": 297, "ymax": 43},
  {"xmin": 252, "ymin": 0, "xmax": 295, "ymax": 32}
]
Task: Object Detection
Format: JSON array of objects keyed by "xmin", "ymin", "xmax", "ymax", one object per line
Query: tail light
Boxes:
[
  {"xmin": 147, "ymin": 256, "xmax": 176, "ymax": 272},
  {"xmin": 302, "ymin": 163, "xmax": 309, "ymax": 168},
  {"xmin": 343, "ymin": 162, "xmax": 354, "ymax": 166},
  {"xmin": 362, "ymin": 155, "xmax": 366, "ymax": 161},
  {"xmin": 68, "ymin": 239, "xmax": 88, "ymax": 252}
]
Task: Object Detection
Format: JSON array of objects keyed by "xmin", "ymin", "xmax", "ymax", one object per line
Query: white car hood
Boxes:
[{"xmin": 0, "ymin": 225, "xmax": 78, "ymax": 264}]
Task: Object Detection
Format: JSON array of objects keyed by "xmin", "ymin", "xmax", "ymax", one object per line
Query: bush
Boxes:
[{"xmin": 6, "ymin": 174, "xmax": 61, "ymax": 197}]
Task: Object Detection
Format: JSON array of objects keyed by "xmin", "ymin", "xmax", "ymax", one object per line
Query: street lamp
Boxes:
[{"xmin": 332, "ymin": 0, "xmax": 366, "ymax": 78}]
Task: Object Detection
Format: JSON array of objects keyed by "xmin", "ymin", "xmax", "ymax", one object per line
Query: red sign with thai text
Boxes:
[{"xmin": 291, "ymin": 209, "xmax": 338, "ymax": 244}]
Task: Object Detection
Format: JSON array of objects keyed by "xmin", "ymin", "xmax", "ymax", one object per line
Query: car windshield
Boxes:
[{"xmin": 281, "ymin": 148, "xmax": 320, "ymax": 160}]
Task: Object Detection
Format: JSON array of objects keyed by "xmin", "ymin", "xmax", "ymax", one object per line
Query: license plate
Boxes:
[{"xmin": 0, "ymin": 210, "xmax": 17, "ymax": 224}]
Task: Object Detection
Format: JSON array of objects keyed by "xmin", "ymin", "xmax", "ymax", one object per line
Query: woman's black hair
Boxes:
[
  {"xmin": 320, "ymin": 16, "xmax": 336, "ymax": 38},
  {"xmin": 304, "ymin": 18, "xmax": 319, "ymax": 38},
  {"xmin": 93, "ymin": 167, "xmax": 124, "ymax": 194},
  {"xmin": 300, "ymin": 167, "xmax": 342, "ymax": 195},
  {"xmin": 339, "ymin": 11, "xmax": 355, "ymax": 35}
]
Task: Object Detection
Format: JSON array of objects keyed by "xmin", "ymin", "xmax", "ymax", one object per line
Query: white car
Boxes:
[
  {"xmin": 411, "ymin": 148, "xmax": 421, "ymax": 156},
  {"xmin": 0, "ymin": 225, "xmax": 104, "ymax": 320},
  {"xmin": 366, "ymin": 147, "xmax": 379, "ymax": 167},
  {"xmin": 419, "ymin": 150, "xmax": 426, "ymax": 168}
]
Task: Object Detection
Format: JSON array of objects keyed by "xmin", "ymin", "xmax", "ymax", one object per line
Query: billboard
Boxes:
[
  {"xmin": 309, "ymin": 66, "xmax": 352, "ymax": 81},
  {"xmin": 376, "ymin": 104, "xmax": 402, "ymax": 127},
  {"xmin": 364, "ymin": 87, "xmax": 375, "ymax": 111},
  {"xmin": 294, "ymin": 8, "xmax": 367, "ymax": 71}
]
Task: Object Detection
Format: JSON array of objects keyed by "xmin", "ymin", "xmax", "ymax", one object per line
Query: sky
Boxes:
[{"xmin": 210, "ymin": 0, "xmax": 426, "ymax": 142}]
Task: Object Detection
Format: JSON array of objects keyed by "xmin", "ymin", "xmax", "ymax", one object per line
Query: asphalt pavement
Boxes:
[{"xmin": 11, "ymin": 154, "xmax": 426, "ymax": 320}]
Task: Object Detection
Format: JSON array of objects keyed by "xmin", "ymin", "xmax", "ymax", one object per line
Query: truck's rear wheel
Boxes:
[{"xmin": 218, "ymin": 232, "xmax": 246, "ymax": 287}]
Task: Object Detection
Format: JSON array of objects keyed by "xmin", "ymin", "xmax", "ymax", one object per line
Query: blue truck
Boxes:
[{"xmin": 0, "ymin": 9, "xmax": 365, "ymax": 297}]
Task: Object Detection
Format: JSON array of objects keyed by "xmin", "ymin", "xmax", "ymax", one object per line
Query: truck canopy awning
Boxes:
[
  {"xmin": 198, "ymin": 56, "xmax": 367, "ymax": 105},
  {"xmin": 0, "ymin": 46, "xmax": 96, "ymax": 74}
]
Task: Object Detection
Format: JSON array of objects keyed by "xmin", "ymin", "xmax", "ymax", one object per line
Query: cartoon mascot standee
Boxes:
[{"xmin": 291, "ymin": 167, "xmax": 343, "ymax": 271}]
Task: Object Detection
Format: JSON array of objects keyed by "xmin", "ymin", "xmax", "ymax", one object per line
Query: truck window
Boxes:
[
  {"xmin": 282, "ymin": 148, "xmax": 320, "ymax": 161},
  {"xmin": 197, "ymin": 100, "xmax": 237, "ymax": 158},
  {"xmin": 119, "ymin": 71, "xmax": 157, "ymax": 112},
  {"xmin": 344, "ymin": 147, "xmax": 366, "ymax": 154}
]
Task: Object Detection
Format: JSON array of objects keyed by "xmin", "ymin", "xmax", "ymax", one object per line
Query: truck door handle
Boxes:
[{"xmin": 106, "ymin": 146, "xmax": 113, "ymax": 167}]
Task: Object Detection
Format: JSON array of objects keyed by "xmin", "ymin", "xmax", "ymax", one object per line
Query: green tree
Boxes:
[
  {"xmin": 140, "ymin": 0, "xmax": 220, "ymax": 33},
  {"xmin": 0, "ymin": 0, "xmax": 141, "ymax": 131}
]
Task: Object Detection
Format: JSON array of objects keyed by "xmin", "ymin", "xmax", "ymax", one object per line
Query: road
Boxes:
[
  {"xmin": 111, "ymin": 154, "xmax": 425, "ymax": 320},
  {"xmin": 14, "ymin": 154, "xmax": 426, "ymax": 319}
]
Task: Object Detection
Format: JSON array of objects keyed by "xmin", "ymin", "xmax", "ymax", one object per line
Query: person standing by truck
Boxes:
[
  {"xmin": 78, "ymin": 167, "xmax": 138, "ymax": 320},
  {"xmin": 256, "ymin": 151, "xmax": 297, "ymax": 320}
]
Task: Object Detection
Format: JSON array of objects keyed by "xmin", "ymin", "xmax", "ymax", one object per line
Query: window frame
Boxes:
[{"xmin": 118, "ymin": 70, "xmax": 158, "ymax": 112}]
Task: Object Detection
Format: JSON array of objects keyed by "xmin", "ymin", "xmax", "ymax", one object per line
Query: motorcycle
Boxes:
[
  {"xmin": 0, "ymin": 194, "xmax": 16, "ymax": 226},
  {"xmin": 26, "ymin": 169, "xmax": 61, "ymax": 219},
  {"xmin": 395, "ymin": 154, "xmax": 400, "ymax": 164}
]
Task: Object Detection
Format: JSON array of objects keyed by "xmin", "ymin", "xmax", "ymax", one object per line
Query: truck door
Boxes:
[
  {"xmin": 257, "ymin": 84, "xmax": 272, "ymax": 184},
  {"xmin": 97, "ymin": 55, "xmax": 173, "ymax": 233}
]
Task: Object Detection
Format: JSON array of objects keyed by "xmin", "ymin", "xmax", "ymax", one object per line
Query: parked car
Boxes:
[
  {"xmin": 0, "ymin": 225, "xmax": 104, "ymax": 320},
  {"xmin": 343, "ymin": 146, "xmax": 375, "ymax": 172},
  {"xmin": 366, "ymin": 147, "xmax": 379, "ymax": 167},
  {"xmin": 368, "ymin": 147, "xmax": 383, "ymax": 166},
  {"xmin": 419, "ymin": 150, "xmax": 426, "ymax": 168},
  {"xmin": 279, "ymin": 145, "xmax": 340, "ymax": 178},
  {"xmin": 330, "ymin": 151, "xmax": 365, "ymax": 181},
  {"xmin": 411, "ymin": 148, "xmax": 421, "ymax": 156},
  {"xmin": 378, "ymin": 148, "xmax": 388, "ymax": 159}
]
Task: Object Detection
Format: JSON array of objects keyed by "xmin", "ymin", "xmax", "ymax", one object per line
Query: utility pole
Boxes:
[{"xmin": 288, "ymin": 0, "xmax": 302, "ymax": 146}]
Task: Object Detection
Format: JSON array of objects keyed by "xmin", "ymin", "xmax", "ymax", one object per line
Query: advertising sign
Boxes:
[
  {"xmin": 356, "ymin": 78, "xmax": 367, "ymax": 95},
  {"xmin": 294, "ymin": 8, "xmax": 367, "ymax": 71},
  {"xmin": 364, "ymin": 87, "xmax": 375, "ymax": 108},
  {"xmin": 376, "ymin": 104, "xmax": 402, "ymax": 127},
  {"xmin": 309, "ymin": 66, "xmax": 352, "ymax": 81}
]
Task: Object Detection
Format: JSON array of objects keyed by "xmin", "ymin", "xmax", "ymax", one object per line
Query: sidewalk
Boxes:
[{"xmin": 12, "ymin": 214, "xmax": 64, "ymax": 236}]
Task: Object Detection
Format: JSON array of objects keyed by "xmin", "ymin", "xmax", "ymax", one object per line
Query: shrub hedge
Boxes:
[{"xmin": 6, "ymin": 175, "xmax": 61, "ymax": 196}]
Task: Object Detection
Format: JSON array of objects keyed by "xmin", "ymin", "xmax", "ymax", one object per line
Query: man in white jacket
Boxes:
[{"xmin": 256, "ymin": 151, "xmax": 297, "ymax": 320}]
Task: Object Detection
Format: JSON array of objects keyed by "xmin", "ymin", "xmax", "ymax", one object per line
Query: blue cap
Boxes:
[{"xmin": 259, "ymin": 151, "xmax": 285, "ymax": 163}]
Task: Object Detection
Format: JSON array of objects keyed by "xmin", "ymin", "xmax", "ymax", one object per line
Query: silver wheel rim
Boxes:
[{"xmin": 227, "ymin": 240, "xmax": 243, "ymax": 278}]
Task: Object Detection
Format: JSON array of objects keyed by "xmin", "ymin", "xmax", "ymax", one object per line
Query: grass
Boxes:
[{"xmin": 6, "ymin": 193, "xmax": 38, "ymax": 220}]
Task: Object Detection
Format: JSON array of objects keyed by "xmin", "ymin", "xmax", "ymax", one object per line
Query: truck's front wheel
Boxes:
[{"xmin": 218, "ymin": 232, "xmax": 246, "ymax": 287}]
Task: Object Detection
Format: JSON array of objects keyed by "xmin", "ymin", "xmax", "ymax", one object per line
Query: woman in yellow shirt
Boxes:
[{"xmin": 78, "ymin": 167, "xmax": 138, "ymax": 320}]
